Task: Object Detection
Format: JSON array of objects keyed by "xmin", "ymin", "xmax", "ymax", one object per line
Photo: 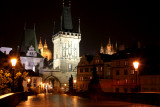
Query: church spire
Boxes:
[
  {"xmin": 100, "ymin": 43, "xmax": 104, "ymax": 54},
  {"xmin": 44, "ymin": 39, "xmax": 48, "ymax": 48},
  {"xmin": 78, "ymin": 18, "xmax": 81, "ymax": 33}
]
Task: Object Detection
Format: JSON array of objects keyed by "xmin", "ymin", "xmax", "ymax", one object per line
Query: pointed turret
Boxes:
[
  {"xmin": 44, "ymin": 39, "xmax": 48, "ymax": 49},
  {"xmin": 100, "ymin": 43, "xmax": 104, "ymax": 54},
  {"xmin": 21, "ymin": 26, "xmax": 39, "ymax": 54},
  {"xmin": 53, "ymin": 21, "xmax": 56, "ymax": 34},
  {"xmin": 78, "ymin": 18, "xmax": 81, "ymax": 33}
]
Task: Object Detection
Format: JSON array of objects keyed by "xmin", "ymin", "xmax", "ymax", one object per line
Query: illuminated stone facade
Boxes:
[
  {"xmin": 52, "ymin": 31, "xmax": 81, "ymax": 72},
  {"xmin": 38, "ymin": 37, "xmax": 52, "ymax": 61},
  {"xmin": 20, "ymin": 45, "xmax": 44, "ymax": 72}
]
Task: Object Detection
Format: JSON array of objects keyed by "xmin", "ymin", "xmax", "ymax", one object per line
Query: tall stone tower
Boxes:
[{"xmin": 52, "ymin": 3, "xmax": 81, "ymax": 82}]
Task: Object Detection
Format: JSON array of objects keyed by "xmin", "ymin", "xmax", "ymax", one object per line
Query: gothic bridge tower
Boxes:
[{"xmin": 51, "ymin": 1, "xmax": 81, "ymax": 86}]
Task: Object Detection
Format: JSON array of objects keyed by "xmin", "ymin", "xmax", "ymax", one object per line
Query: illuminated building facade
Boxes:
[{"xmin": 77, "ymin": 53, "xmax": 112, "ymax": 92}]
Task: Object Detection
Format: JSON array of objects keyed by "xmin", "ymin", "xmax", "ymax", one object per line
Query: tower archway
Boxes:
[{"xmin": 43, "ymin": 75, "xmax": 61, "ymax": 93}]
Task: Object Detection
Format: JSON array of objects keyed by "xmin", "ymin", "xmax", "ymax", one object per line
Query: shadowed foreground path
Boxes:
[{"xmin": 17, "ymin": 94, "xmax": 157, "ymax": 107}]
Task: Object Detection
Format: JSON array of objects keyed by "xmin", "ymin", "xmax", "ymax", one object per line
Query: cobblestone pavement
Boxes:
[{"xmin": 17, "ymin": 93, "xmax": 157, "ymax": 107}]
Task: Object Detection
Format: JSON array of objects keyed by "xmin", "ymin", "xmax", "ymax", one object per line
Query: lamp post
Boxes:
[
  {"xmin": 73, "ymin": 80, "xmax": 77, "ymax": 90},
  {"xmin": 133, "ymin": 61, "xmax": 139, "ymax": 92},
  {"xmin": 11, "ymin": 58, "xmax": 17, "ymax": 92},
  {"xmin": 27, "ymin": 78, "xmax": 31, "ymax": 91},
  {"xmin": 64, "ymin": 84, "xmax": 67, "ymax": 92}
]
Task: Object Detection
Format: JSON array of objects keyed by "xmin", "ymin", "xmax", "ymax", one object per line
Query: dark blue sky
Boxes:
[{"xmin": 0, "ymin": 0, "xmax": 160, "ymax": 55}]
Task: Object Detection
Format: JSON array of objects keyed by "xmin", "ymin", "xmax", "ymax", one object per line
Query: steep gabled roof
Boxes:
[{"xmin": 21, "ymin": 29, "xmax": 39, "ymax": 53}]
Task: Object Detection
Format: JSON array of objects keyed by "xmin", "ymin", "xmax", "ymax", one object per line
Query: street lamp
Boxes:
[
  {"xmin": 73, "ymin": 80, "xmax": 77, "ymax": 90},
  {"xmin": 27, "ymin": 78, "xmax": 31, "ymax": 91},
  {"xmin": 11, "ymin": 58, "xmax": 17, "ymax": 92},
  {"xmin": 64, "ymin": 84, "xmax": 67, "ymax": 92},
  {"xmin": 133, "ymin": 61, "xmax": 139, "ymax": 92}
]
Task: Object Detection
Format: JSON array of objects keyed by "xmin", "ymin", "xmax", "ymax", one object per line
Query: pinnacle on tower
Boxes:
[{"xmin": 78, "ymin": 18, "xmax": 81, "ymax": 33}]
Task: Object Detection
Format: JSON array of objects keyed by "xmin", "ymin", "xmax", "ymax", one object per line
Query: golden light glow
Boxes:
[
  {"xmin": 133, "ymin": 61, "xmax": 139, "ymax": 70},
  {"xmin": 11, "ymin": 58, "xmax": 17, "ymax": 67},
  {"xmin": 0, "ymin": 93, "xmax": 14, "ymax": 99},
  {"xmin": 28, "ymin": 78, "xmax": 31, "ymax": 83},
  {"xmin": 64, "ymin": 84, "xmax": 66, "ymax": 86},
  {"xmin": 74, "ymin": 80, "xmax": 77, "ymax": 83}
]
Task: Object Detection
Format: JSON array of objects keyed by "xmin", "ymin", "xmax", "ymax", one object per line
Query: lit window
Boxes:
[
  {"xmin": 101, "ymin": 67, "xmax": 103, "ymax": 72},
  {"xmin": 124, "ymin": 61, "xmax": 128, "ymax": 66},
  {"xmin": 131, "ymin": 70, "xmax": 134, "ymax": 74},
  {"xmin": 96, "ymin": 67, "xmax": 98, "ymax": 71},
  {"xmin": 69, "ymin": 64, "xmax": 72, "ymax": 71}
]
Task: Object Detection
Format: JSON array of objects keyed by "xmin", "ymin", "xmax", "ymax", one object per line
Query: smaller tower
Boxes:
[
  {"xmin": 38, "ymin": 37, "xmax": 43, "ymax": 56},
  {"xmin": 100, "ymin": 43, "xmax": 104, "ymax": 54}
]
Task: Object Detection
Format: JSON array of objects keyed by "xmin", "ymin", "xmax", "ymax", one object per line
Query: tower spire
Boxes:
[
  {"xmin": 78, "ymin": 18, "xmax": 81, "ymax": 33},
  {"xmin": 34, "ymin": 23, "xmax": 35, "ymax": 31},
  {"xmin": 24, "ymin": 22, "xmax": 26, "ymax": 30},
  {"xmin": 53, "ymin": 20, "xmax": 55, "ymax": 34},
  {"xmin": 39, "ymin": 37, "xmax": 42, "ymax": 44},
  {"xmin": 61, "ymin": 16, "xmax": 62, "ymax": 31}
]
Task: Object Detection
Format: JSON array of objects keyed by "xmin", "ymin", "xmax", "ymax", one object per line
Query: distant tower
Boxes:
[
  {"xmin": 106, "ymin": 37, "xmax": 113, "ymax": 55},
  {"xmin": 100, "ymin": 43, "xmax": 104, "ymax": 54},
  {"xmin": 38, "ymin": 38, "xmax": 52, "ymax": 61},
  {"xmin": 52, "ymin": 0, "xmax": 81, "ymax": 79},
  {"xmin": 38, "ymin": 37, "xmax": 43, "ymax": 55}
]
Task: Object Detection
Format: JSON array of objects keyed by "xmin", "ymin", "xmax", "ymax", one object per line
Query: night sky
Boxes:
[{"xmin": 0, "ymin": 0, "xmax": 160, "ymax": 55}]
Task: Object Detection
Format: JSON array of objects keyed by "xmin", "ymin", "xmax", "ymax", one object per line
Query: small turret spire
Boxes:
[
  {"xmin": 116, "ymin": 42, "xmax": 118, "ymax": 50},
  {"xmin": 34, "ymin": 23, "xmax": 35, "ymax": 31},
  {"xmin": 60, "ymin": 16, "xmax": 62, "ymax": 31},
  {"xmin": 78, "ymin": 18, "xmax": 81, "ymax": 33},
  {"xmin": 39, "ymin": 37, "xmax": 42, "ymax": 44},
  {"xmin": 109, "ymin": 37, "xmax": 111, "ymax": 44},
  {"xmin": 53, "ymin": 20, "xmax": 55, "ymax": 34},
  {"xmin": 24, "ymin": 22, "xmax": 26, "ymax": 30}
]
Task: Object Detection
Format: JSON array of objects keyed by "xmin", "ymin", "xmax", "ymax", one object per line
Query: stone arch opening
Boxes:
[{"xmin": 43, "ymin": 75, "xmax": 61, "ymax": 93}]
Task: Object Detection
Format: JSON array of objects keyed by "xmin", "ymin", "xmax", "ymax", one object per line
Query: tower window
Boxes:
[{"xmin": 69, "ymin": 64, "xmax": 72, "ymax": 71}]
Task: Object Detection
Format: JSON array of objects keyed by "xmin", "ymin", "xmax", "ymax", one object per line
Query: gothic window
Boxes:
[
  {"xmin": 124, "ymin": 69, "xmax": 128, "ymax": 75},
  {"xmin": 116, "ymin": 70, "xmax": 120, "ymax": 75},
  {"xmin": 96, "ymin": 67, "xmax": 98, "ymax": 72},
  {"xmin": 124, "ymin": 61, "xmax": 129, "ymax": 66},
  {"xmin": 69, "ymin": 64, "xmax": 72, "ymax": 71},
  {"xmin": 101, "ymin": 67, "xmax": 103, "ymax": 72},
  {"xmin": 116, "ymin": 61, "xmax": 120, "ymax": 66},
  {"xmin": 85, "ymin": 68, "xmax": 89, "ymax": 72},
  {"xmin": 80, "ymin": 68, "xmax": 83, "ymax": 73}
]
